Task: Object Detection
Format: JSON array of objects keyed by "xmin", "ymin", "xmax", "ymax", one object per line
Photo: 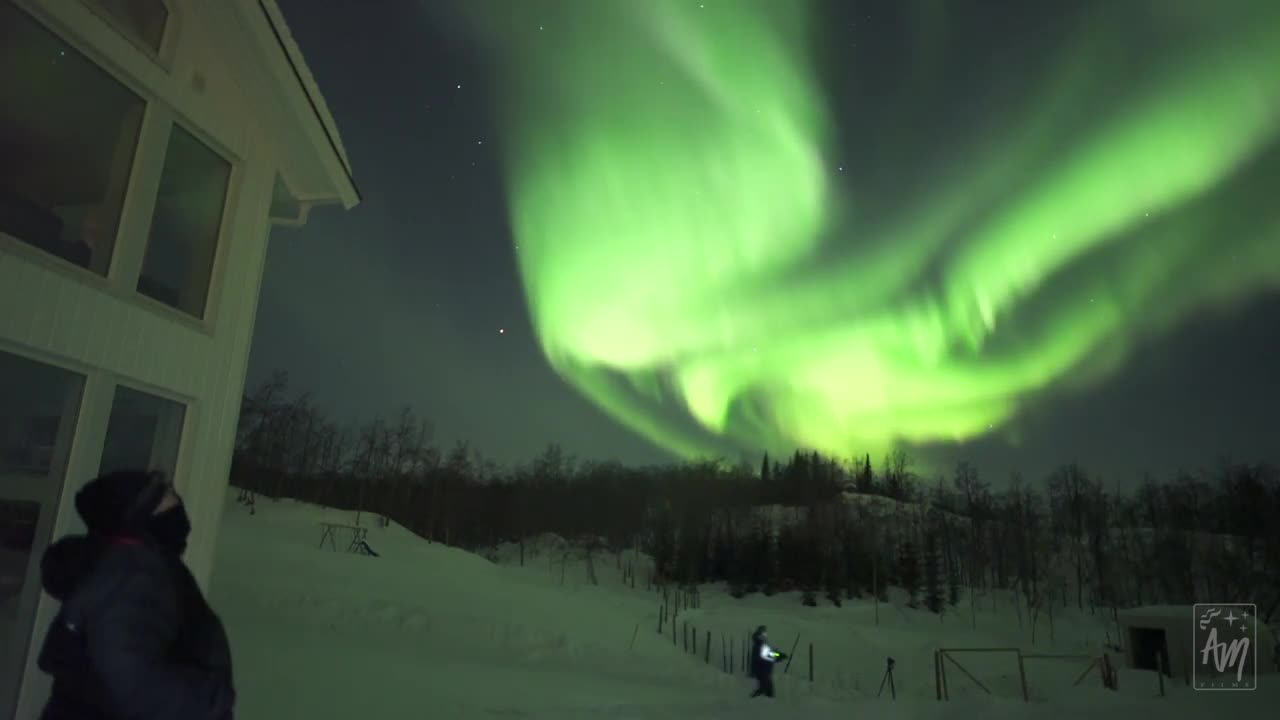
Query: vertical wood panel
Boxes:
[
  {"xmin": 43, "ymin": 277, "xmax": 69, "ymax": 355},
  {"xmin": 24, "ymin": 263, "xmax": 52, "ymax": 349},
  {"xmin": 0, "ymin": 257, "xmax": 37, "ymax": 344},
  {"xmin": 184, "ymin": 129, "xmax": 274, "ymax": 587}
]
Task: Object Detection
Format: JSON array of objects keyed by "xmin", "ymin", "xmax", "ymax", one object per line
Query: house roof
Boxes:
[
  {"xmin": 232, "ymin": 0, "xmax": 360, "ymax": 209},
  {"xmin": 1116, "ymin": 605, "xmax": 1194, "ymax": 623},
  {"xmin": 256, "ymin": 0, "xmax": 354, "ymax": 183}
]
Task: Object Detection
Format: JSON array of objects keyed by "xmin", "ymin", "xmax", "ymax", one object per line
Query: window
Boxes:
[
  {"xmin": 99, "ymin": 385, "xmax": 185, "ymax": 479},
  {"xmin": 82, "ymin": 0, "xmax": 169, "ymax": 55},
  {"xmin": 0, "ymin": 351, "xmax": 84, "ymax": 718},
  {"xmin": 0, "ymin": 3, "xmax": 145, "ymax": 276},
  {"xmin": 136, "ymin": 125, "xmax": 231, "ymax": 318}
]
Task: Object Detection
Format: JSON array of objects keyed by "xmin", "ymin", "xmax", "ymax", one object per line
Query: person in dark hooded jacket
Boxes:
[
  {"xmin": 37, "ymin": 470, "xmax": 235, "ymax": 720},
  {"xmin": 749, "ymin": 625, "xmax": 785, "ymax": 698}
]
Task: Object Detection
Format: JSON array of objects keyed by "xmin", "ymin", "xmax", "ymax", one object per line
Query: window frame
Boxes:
[
  {"xmin": 0, "ymin": 338, "xmax": 201, "ymax": 720},
  {"xmin": 0, "ymin": 336, "xmax": 200, "ymax": 529},
  {"xmin": 0, "ymin": 0, "xmax": 244, "ymax": 337},
  {"xmin": 0, "ymin": 342, "xmax": 88, "ymax": 720},
  {"xmin": 132, "ymin": 113, "xmax": 242, "ymax": 326},
  {"xmin": 76, "ymin": 0, "xmax": 179, "ymax": 70},
  {"xmin": 0, "ymin": 1, "xmax": 155, "ymax": 288},
  {"xmin": 99, "ymin": 376, "xmax": 195, "ymax": 493},
  {"xmin": 0, "ymin": 344, "xmax": 87, "ymax": 502}
]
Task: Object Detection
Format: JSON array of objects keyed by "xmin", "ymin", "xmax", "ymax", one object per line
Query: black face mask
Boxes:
[{"xmin": 147, "ymin": 503, "xmax": 192, "ymax": 555}]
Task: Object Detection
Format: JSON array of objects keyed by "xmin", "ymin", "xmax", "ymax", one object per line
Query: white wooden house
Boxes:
[{"xmin": 0, "ymin": 1, "xmax": 358, "ymax": 715}]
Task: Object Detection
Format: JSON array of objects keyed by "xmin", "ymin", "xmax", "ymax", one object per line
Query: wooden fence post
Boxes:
[
  {"xmin": 730, "ymin": 636, "xmax": 735, "ymax": 674},
  {"xmin": 873, "ymin": 557, "xmax": 880, "ymax": 626},
  {"xmin": 1102, "ymin": 653, "xmax": 1118, "ymax": 691},
  {"xmin": 683, "ymin": 622, "xmax": 688, "ymax": 652},
  {"xmin": 940, "ymin": 650, "xmax": 950, "ymax": 699},
  {"xmin": 784, "ymin": 635, "xmax": 800, "ymax": 674},
  {"xmin": 1016, "ymin": 651, "xmax": 1029, "ymax": 702},
  {"xmin": 1157, "ymin": 652, "xmax": 1166, "ymax": 697},
  {"xmin": 692, "ymin": 625, "xmax": 697, "ymax": 655},
  {"xmin": 934, "ymin": 650, "xmax": 942, "ymax": 700},
  {"xmin": 705, "ymin": 630, "xmax": 711, "ymax": 664},
  {"xmin": 629, "ymin": 623, "xmax": 639, "ymax": 651},
  {"xmin": 657, "ymin": 605, "xmax": 664, "ymax": 634},
  {"xmin": 809, "ymin": 643, "xmax": 814, "ymax": 682}
]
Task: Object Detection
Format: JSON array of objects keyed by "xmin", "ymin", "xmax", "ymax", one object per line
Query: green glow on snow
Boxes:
[{"xmin": 462, "ymin": 0, "xmax": 1280, "ymax": 462}]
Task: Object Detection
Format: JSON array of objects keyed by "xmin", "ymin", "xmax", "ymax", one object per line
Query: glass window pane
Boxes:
[
  {"xmin": 0, "ymin": 501, "xmax": 40, "ymax": 715},
  {"xmin": 0, "ymin": 351, "xmax": 85, "ymax": 718},
  {"xmin": 99, "ymin": 385, "xmax": 185, "ymax": 480},
  {"xmin": 82, "ymin": 0, "xmax": 169, "ymax": 54},
  {"xmin": 137, "ymin": 125, "xmax": 231, "ymax": 318},
  {"xmin": 0, "ymin": 3, "xmax": 145, "ymax": 276}
]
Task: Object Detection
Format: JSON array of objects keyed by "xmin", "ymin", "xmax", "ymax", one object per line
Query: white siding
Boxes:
[
  {"xmin": 2, "ymin": 137, "xmax": 279, "ymax": 720},
  {"xmin": 4, "ymin": 1, "xmax": 304, "ymax": 716}
]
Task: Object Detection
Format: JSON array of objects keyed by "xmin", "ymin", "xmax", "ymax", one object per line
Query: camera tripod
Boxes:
[{"xmin": 878, "ymin": 657, "xmax": 897, "ymax": 700}]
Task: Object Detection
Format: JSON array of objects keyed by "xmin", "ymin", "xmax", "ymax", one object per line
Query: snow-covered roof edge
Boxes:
[
  {"xmin": 251, "ymin": 0, "xmax": 360, "ymax": 205},
  {"xmin": 1116, "ymin": 605, "xmax": 1194, "ymax": 622}
]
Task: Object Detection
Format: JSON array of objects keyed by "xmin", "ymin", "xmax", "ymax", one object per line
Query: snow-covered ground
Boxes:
[{"xmin": 210, "ymin": 492, "xmax": 1275, "ymax": 719}]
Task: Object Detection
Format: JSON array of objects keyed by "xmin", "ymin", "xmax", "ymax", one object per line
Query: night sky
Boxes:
[{"xmin": 248, "ymin": 0, "xmax": 1280, "ymax": 484}]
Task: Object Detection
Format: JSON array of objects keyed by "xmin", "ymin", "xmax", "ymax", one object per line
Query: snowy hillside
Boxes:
[{"xmin": 209, "ymin": 492, "xmax": 1275, "ymax": 719}]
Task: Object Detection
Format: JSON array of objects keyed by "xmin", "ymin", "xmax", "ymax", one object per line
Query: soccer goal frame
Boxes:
[
  {"xmin": 935, "ymin": 647, "xmax": 1028, "ymax": 702},
  {"xmin": 935, "ymin": 647, "xmax": 1110, "ymax": 702}
]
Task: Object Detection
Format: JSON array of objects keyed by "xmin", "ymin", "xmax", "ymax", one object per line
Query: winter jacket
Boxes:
[
  {"xmin": 750, "ymin": 635, "xmax": 781, "ymax": 678},
  {"xmin": 37, "ymin": 535, "xmax": 235, "ymax": 720}
]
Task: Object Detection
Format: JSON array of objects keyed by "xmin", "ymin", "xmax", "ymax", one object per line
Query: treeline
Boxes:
[{"xmin": 230, "ymin": 371, "xmax": 1280, "ymax": 624}]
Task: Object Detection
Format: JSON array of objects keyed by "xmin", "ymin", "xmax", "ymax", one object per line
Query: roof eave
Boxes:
[{"xmin": 238, "ymin": 0, "xmax": 361, "ymax": 209}]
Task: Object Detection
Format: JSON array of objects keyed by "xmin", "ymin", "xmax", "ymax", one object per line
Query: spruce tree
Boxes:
[
  {"xmin": 826, "ymin": 532, "xmax": 847, "ymax": 607},
  {"xmin": 762, "ymin": 520, "xmax": 780, "ymax": 596},
  {"xmin": 841, "ymin": 533, "xmax": 861, "ymax": 599},
  {"xmin": 899, "ymin": 541, "xmax": 921, "ymax": 607},
  {"xmin": 923, "ymin": 525, "xmax": 944, "ymax": 613},
  {"xmin": 870, "ymin": 544, "xmax": 890, "ymax": 602},
  {"xmin": 855, "ymin": 453, "xmax": 874, "ymax": 494}
]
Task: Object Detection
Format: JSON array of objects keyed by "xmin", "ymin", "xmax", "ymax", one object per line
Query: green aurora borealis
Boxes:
[{"xmin": 460, "ymin": 0, "xmax": 1280, "ymax": 465}]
